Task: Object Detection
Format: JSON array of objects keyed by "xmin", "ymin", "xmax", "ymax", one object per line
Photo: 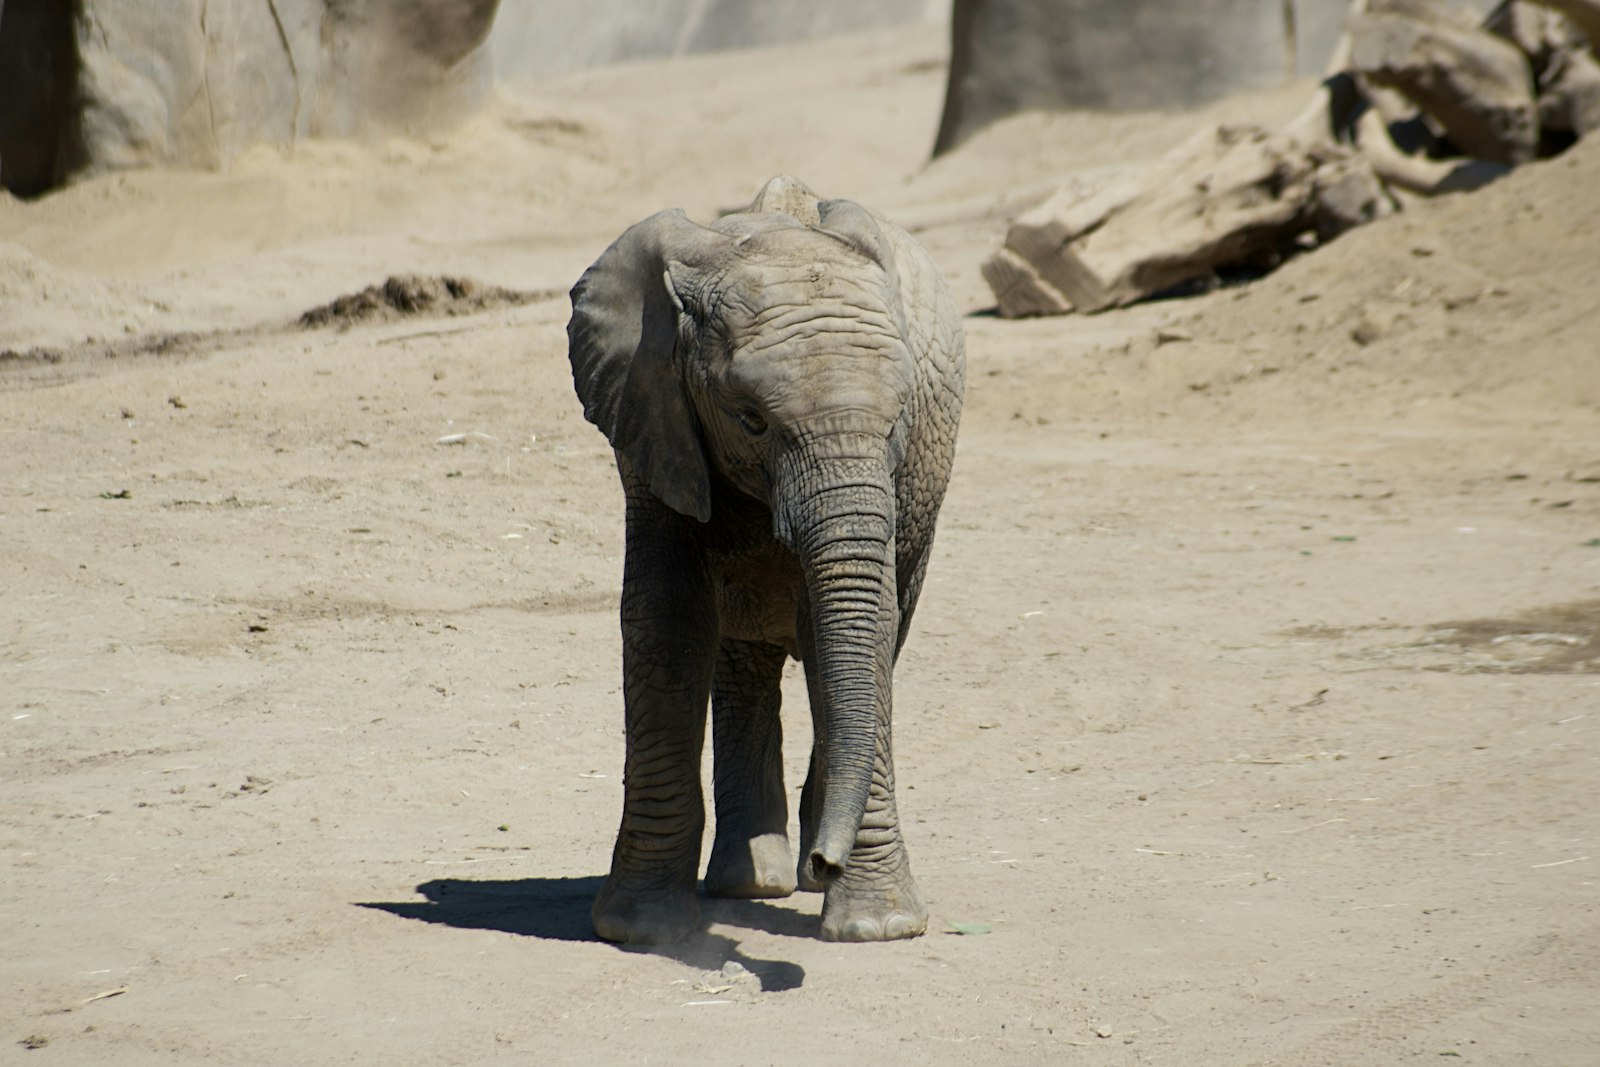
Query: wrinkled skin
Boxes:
[{"xmin": 567, "ymin": 176, "xmax": 965, "ymax": 944}]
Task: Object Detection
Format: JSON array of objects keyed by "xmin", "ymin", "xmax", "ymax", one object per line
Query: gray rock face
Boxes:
[
  {"xmin": 934, "ymin": 0, "xmax": 1328, "ymax": 155},
  {"xmin": 931, "ymin": 0, "xmax": 1509, "ymax": 155},
  {"xmin": 488, "ymin": 0, "xmax": 944, "ymax": 78},
  {"xmin": 0, "ymin": 0, "xmax": 499, "ymax": 194},
  {"xmin": 2, "ymin": 0, "xmax": 943, "ymax": 195}
]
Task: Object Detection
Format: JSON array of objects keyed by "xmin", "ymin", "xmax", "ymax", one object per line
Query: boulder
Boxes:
[
  {"xmin": 1486, "ymin": 0, "xmax": 1600, "ymax": 138},
  {"xmin": 1537, "ymin": 33, "xmax": 1600, "ymax": 133},
  {"xmin": 490, "ymin": 0, "xmax": 944, "ymax": 77},
  {"xmin": 1525, "ymin": 0, "xmax": 1600, "ymax": 47},
  {"xmin": 935, "ymin": 0, "xmax": 1320, "ymax": 156},
  {"xmin": 0, "ymin": 0, "xmax": 499, "ymax": 194},
  {"xmin": 1349, "ymin": 6, "xmax": 1539, "ymax": 162},
  {"xmin": 982, "ymin": 124, "xmax": 1393, "ymax": 316}
]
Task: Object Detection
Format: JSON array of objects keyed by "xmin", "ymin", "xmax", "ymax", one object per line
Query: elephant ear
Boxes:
[
  {"xmin": 568, "ymin": 209, "xmax": 730, "ymax": 522},
  {"xmin": 817, "ymin": 198, "xmax": 906, "ymax": 327},
  {"xmin": 817, "ymin": 199, "xmax": 900, "ymax": 295}
]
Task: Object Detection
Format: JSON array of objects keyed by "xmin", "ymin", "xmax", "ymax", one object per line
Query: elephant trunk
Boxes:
[{"xmin": 775, "ymin": 436, "xmax": 898, "ymax": 886}]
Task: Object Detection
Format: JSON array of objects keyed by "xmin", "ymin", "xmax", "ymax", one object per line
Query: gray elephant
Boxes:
[{"xmin": 566, "ymin": 175, "xmax": 965, "ymax": 944}]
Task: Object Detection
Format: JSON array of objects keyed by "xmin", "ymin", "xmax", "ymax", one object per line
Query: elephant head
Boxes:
[{"xmin": 568, "ymin": 192, "xmax": 920, "ymax": 887}]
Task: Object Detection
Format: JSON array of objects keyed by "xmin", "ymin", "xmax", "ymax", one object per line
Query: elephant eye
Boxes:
[{"xmin": 735, "ymin": 406, "xmax": 768, "ymax": 436}]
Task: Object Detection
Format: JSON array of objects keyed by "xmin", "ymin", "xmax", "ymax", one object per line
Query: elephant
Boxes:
[{"xmin": 566, "ymin": 175, "xmax": 965, "ymax": 944}]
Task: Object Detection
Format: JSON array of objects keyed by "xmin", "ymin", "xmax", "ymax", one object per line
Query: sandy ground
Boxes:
[{"xmin": 3, "ymin": 23, "xmax": 1598, "ymax": 1065}]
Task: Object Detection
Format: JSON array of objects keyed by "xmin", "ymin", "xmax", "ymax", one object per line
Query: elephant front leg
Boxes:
[
  {"xmin": 817, "ymin": 698, "xmax": 927, "ymax": 942},
  {"xmin": 797, "ymin": 610, "xmax": 927, "ymax": 941},
  {"xmin": 705, "ymin": 639, "xmax": 796, "ymax": 899},
  {"xmin": 592, "ymin": 485, "xmax": 718, "ymax": 945}
]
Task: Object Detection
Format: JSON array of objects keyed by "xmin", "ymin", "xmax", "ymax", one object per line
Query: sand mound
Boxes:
[
  {"xmin": 0, "ymin": 242, "xmax": 173, "ymax": 349},
  {"xmin": 297, "ymin": 274, "xmax": 552, "ymax": 330},
  {"xmin": 1162, "ymin": 134, "xmax": 1600, "ymax": 416}
]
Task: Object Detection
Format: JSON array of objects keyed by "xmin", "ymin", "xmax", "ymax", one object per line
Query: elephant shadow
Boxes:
[{"xmin": 357, "ymin": 875, "xmax": 808, "ymax": 992}]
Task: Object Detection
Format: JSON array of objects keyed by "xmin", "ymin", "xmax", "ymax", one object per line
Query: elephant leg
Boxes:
[
  {"xmin": 817, "ymin": 684, "xmax": 926, "ymax": 942},
  {"xmin": 704, "ymin": 639, "xmax": 796, "ymax": 899},
  {"xmin": 797, "ymin": 606, "xmax": 927, "ymax": 940},
  {"xmin": 592, "ymin": 478, "xmax": 717, "ymax": 945}
]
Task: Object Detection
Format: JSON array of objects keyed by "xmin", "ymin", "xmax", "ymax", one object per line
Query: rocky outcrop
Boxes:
[
  {"xmin": 933, "ymin": 0, "xmax": 1506, "ymax": 155},
  {"xmin": 0, "ymin": 0, "xmax": 499, "ymax": 195},
  {"xmin": 934, "ymin": 0, "xmax": 1334, "ymax": 156},
  {"xmin": 490, "ymin": 0, "xmax": 945, "ymax": 78}
]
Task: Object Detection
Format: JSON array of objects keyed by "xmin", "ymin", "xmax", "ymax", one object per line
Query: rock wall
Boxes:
[
  {"xmin": 1, "ymin": 0, "xmax": 945, "ymax": 196},
  {"xmin": 489, "ymin": 0, "xmax": 945, "ymax": 78},
  {"xmin": 0, "ymin": 0, "xmax": 499, "ymax": 195},
  {"xmin": 932, "ymin": 0, "xmax": 1502, "ymax": 154}
]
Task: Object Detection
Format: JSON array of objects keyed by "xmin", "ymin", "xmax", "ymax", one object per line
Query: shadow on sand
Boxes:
[{"xmin": 358, "ymin": 875, "xmax": 808, "ymax": 991}]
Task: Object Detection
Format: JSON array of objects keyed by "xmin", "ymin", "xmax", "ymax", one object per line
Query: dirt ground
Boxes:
[{"xmin": 3, "ymin": 24, "xmax": 1597, "ymax": 1066}]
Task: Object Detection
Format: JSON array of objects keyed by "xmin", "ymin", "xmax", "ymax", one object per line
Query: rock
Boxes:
[
  {"xmin": 934, "ymin": 0, "xmax": 1347, "ymax": 156},
  {"xmin": 983, "ymin": 124, "xmax": 1393, "ymax": 317},
  {"xmin": 1485, "ymin": 0, "xmax": 1571, "ymax": 70},
  {"xmin": 1524, "ymin": 0, "xmax": 1600, "ymax": 48},
  {"xmin": 1538, "ymin": 38, "xmax": 1600, "ymax": 134},
  {"xmin": 1, "ymin": 0, "xmax": 500, "ymax": 193},
  {"xmin": 490, "ymin": 0, "xmax": 943, "ymax": 79},
  {"xmin": 1349, "ymin": 7, "xmax": 1539, "ymax": 162},
  {"xmin": 1487, "ymin": 1, "xmax": 1600, "ymax": 139}
]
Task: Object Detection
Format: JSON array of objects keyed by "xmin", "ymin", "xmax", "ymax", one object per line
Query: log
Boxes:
[
  {"xmin": 982, "ymin": 124, "xmax": 1392, "ymax": 317},
  {"xmin": 1348, "ymin": 8, "xmax": 1539, "ymax": 163}
]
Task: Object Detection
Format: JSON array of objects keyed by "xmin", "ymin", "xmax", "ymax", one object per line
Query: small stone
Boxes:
[{"xmin": 1351, "ymin": 317, "xmax": 1386, "ymax": 346}]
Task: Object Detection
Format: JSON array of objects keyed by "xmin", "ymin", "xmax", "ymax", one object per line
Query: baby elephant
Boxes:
[{"xmin": 567, "ymin": 175, "xmax": 965, "ymax": 944}]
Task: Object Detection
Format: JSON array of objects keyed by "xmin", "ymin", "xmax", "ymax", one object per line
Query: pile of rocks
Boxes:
[{"xmin": 983, "ymin": 0, "xmax": 1599, "ymax": 317}]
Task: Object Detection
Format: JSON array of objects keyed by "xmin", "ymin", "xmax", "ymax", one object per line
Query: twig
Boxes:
[
  {"xmin": 378, "ymin": 326, "xmax": 476, "ymax": 347},
  {"xmin": 1280, "ymin": 817, "xmax": 1348, "ymax": 834}
]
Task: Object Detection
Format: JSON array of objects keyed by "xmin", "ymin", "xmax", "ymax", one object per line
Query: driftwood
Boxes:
[{"xmin": 982, "ymin": 125, "xmax": 1391, "ymax": 317}]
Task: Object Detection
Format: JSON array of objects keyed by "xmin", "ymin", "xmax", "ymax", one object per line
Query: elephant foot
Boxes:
[
  {"xmin": 818, "ymin": 869, "xmax": 927, "ymax": 942},
  {"xmin": 592, "ymin": 878, "xmax": 701, "ymax": 945},
  {"xmin": 705, "ymin": 832, "xmax": 797, "ymax": 899}
]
